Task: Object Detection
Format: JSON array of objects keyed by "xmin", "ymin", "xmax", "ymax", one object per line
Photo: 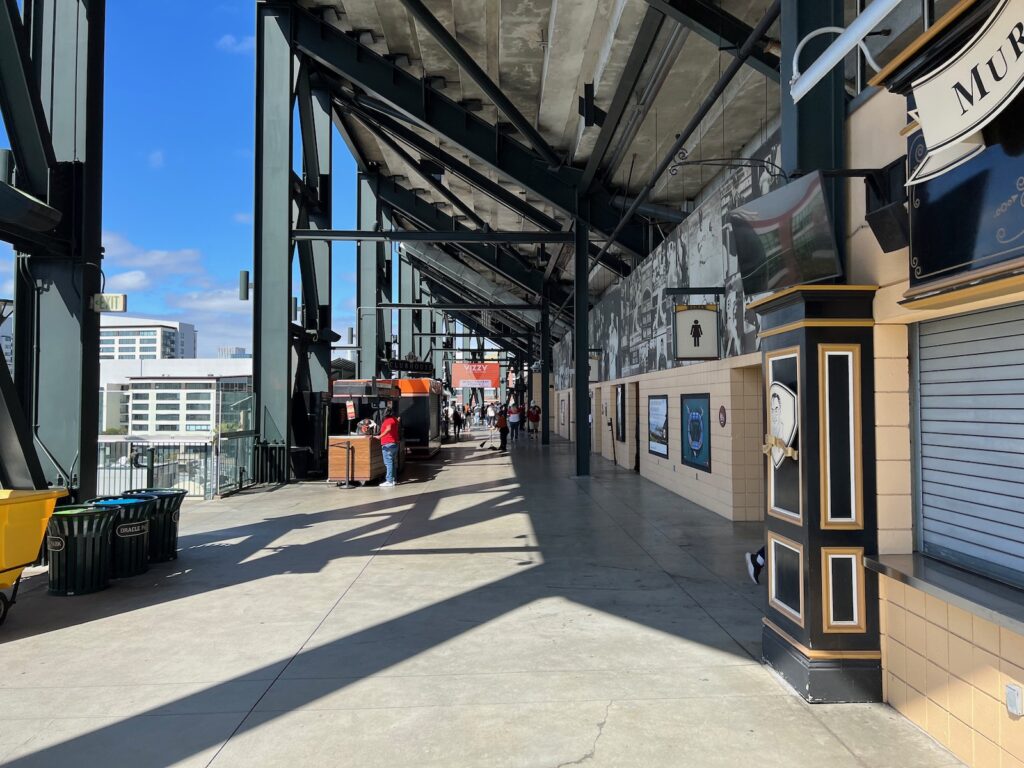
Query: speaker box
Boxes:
[{"xmin": 865, "ymin": 201, "xmax": 910, "ymax": 253}]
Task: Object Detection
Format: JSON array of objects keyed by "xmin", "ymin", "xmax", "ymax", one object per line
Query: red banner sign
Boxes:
[{"xmin": 452, "ymin": 362, "xmax": 500, "ymax": 389}]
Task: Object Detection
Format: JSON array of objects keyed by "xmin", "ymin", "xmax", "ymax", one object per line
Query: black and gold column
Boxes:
[{"xmin": 752, "ymin": 285, "xmax": 880, "ymax": 702}]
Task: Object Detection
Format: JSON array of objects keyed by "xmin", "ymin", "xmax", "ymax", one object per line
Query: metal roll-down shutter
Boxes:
[{"xmin": 915, "ymin": 303, "xmax": 1024, "ymax": 586}]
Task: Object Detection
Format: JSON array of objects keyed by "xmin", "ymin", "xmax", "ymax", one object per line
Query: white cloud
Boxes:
[
  {"xmin": 233, "ymin": 212, "xmax": 253, "ymax": 225},
  {"xmin": 148, "ymin": 149, "xmax": 165, "ymax": 169},
  {"xmin": 216, "ymin": 34, "xmax": 255, "ymax": 54},
  {"xmin": 170, "ymin": 288, "xmax": 252, "ymax": 316},
  {"xmin": 106, "ymin": 270, "xmax": 150, "ymax": 292},
  {"xmin": 103, "ymin": 231, "xmax": 203, "ymax": 277}
]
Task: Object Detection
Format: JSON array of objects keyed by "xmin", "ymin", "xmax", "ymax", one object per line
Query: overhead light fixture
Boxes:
[{"xmin": 790, "ymin": 0, "xmax": 900, "ymax": 103}]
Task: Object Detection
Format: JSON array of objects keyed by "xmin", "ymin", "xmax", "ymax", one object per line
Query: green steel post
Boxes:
[
  {"xmin": 13, "ymin": 0, "xmax": 105, "ymax": 497},
  {"xmin": 253, "ymin": 3, "xmax": 293, "ymax": 449}
]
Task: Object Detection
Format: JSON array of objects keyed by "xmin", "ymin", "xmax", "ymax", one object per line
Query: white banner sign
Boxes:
[
  {"xmin": 909, "ymin": 0, "xmax": 1024, "ymax": 184},
  {"xmin": 673, "ymin": 306, "xmax": 719, "ymax": 360}
]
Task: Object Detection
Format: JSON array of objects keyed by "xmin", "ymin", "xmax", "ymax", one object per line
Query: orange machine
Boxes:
[{"xmin": 394, "ymin": 378, "xmax": 443, "ymax": 458}]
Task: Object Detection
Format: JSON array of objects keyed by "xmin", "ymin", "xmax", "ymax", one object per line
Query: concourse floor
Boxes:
[{"xmin": 0, "ymin": 429, "xmax": 961, "ymax": 767}]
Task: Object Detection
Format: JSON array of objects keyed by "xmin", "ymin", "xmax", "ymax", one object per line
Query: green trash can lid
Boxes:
[{"xmin": 53, "ymin": 504, "xmax": 110, "ymax": 516}]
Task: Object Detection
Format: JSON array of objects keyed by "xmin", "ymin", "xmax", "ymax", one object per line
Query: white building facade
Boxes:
[
  {"xmin": 99, "ymin": 358, "xmax": 251, "ymax": 438},
  {"xmin": 100, "ymin": 316, "xmax": 197, "ymax": 360}
]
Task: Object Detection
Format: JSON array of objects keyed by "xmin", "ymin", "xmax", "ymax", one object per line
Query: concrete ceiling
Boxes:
[{"xmin": 297, "ymin": 0, "xmax": 780, "ymax": 311}]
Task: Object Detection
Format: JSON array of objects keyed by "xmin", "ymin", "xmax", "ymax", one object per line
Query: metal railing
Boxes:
[
  {"xmin": 216, "ymin": 431, "xmax": 257, "ymax": 495},
  {"xmin": 96, "ymin": 433, "xmax": 258, "ymax": 499}
]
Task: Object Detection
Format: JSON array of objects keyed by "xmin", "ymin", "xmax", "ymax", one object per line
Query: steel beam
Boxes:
[
  {"xmin": 374, "ymin": 176, "xmax": 570, "ymax": 305},
  {"xmin": 586, "ymin": 0, "xmax": 781, "ymax": 277},
  {"xmin": 13, "ymin": 0, "xmax": 104, "ymax": 497},
  {"xmin": 0, "ymin": 352, "xmax": 46, "ymax": 489},
  {"xmin": 253, "ymin": 3, "xmax": 294, "ymax": 447},
  {"xmin": 295, "ymin": 71, "xmax": 333, "ymax": 394},
  {"xmin": 580, "ymin": 7, "xmax": 665, "ymax": 193},
  {"xmin": 356, "ymin": 172, "xmax": 388, "ymax": 378},
  {"xmin": 293, "ymin": 229, "xmax": 574, "ymax": 244},
  {"xmin": 380, "ymin": 303, "xmax": 540, "ymax": 312},
  {"xmin": 394, "ymin": 0, "xmax": 561, "ymax": 168},
  {"xmin": 541, "ymin": 299, "xmax": 550, "ymax": 446},
  {"xmin": 0, "ymin": 0, "xmax": 56, "ymax": 198},
  {"xmin": 645, "ymin": 0, "xmax": 781, "ymax": 80},
  {"xmin": 291, "ymin": 9, "xmax": 647, "ymax": 259},
  {"xmin": 397, "ymin": 254, "xmax": 415, "ymax": 358},
  {"xmin": 781, "ymin": 0, "xmax": 845, "ymax": 256},
  {"xmin": 0, "ymin": 179, "xmax": 61, "ymax": 232},
  {"xmin": 573, "ymin": 211, "xmax": 590, "ymax": 475}
]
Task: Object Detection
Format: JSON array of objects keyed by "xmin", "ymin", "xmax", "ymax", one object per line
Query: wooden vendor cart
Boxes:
[{"xmin": 327, "ymin": 380, "xmax": 405, "ymax": 485}]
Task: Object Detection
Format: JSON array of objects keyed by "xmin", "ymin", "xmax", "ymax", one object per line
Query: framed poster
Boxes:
[
  {"xmin": 615, "ymin": 385, "xmax": 626, "ymax": 443},
  {"xmin": 681, "ymin": 393, "xmax": 711, "ymax": 472},
  {"xmin": 648, "ymin": 395, "xmax": 669, "ymax": 458}
]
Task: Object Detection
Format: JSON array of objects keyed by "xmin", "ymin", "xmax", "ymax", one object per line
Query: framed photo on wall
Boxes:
[
  {"xmin": 648, "ymin": 395, "xmax": 669, "ymax": 458},
  {"xmin": 681, "ymin": 393, "xmax": 712, "ymax": 472},
  {"xmin": 615, "ymin": 385, "xmax": 626, "ymax": 443}
]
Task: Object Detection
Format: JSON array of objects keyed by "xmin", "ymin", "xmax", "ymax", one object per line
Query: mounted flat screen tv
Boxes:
[{"xmin": 728, "ymin": 171, "xmax": 842, "ymax": 295}]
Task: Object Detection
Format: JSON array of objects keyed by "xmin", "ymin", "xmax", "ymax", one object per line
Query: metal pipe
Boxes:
[
  {"xmin": 377, "ymin": 303, "xmax": 541, "ymax": 311},
  {"xmin": 588, "ymin": 0, "xmax": 781, "ymax": 277},
  {"xmin": 790, "ymin": 0, "xmax": 899, "ymax": 102},
  {"xmin": 394, "ymin": 0, "xmax": 562, "ymax": 168},
  {"xmin": 292, "ymin": 229, "xmax": 573, "ymax": 244}
]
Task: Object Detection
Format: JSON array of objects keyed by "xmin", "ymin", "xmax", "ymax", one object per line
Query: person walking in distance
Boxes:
[
  {"xmin": 508, "ymin": 399, "xmax": 522, "ymax": 443},
  {"xmin": 379, "ymin": 407, "xmax": 400, "ymax": 488},
  {"xmin": 486, "ymin": 403, "xmax": 496, "ymax": 428},
  {"xmin": 452, "ymin": 407, "xmax": 464, "ymax": 441},
  {"xmin": 527, "ymin": 401, "xmax": 541, "ymax": 438},
  {"xmin": 495, "ymin": 406, "xmax": 509, "ymax": 451}
]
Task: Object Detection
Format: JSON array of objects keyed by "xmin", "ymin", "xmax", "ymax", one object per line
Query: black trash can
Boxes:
[
  {"xmin": 126, "ymin": 488, "xmax": 186, "ymax": 562},
  {"xmin": 47, "ymin": 505, "xmax": 118, "ymax": 596},
  {"xmin": 86, "ymin": 496, "xmax": 157, "ymax": 578}
]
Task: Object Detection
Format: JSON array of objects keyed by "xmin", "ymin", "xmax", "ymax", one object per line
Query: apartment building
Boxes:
[{"xmin": 100, "ymin": 316, "xmax": 197, "ymax": 360}]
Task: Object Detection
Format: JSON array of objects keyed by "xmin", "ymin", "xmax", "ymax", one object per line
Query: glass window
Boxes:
[
  {"xmin": 132, "ymin": 403, "xmax": 148, "ymax": 411},
  {"xmin": 154, "ymin": 383, "xmax": 180, "ymax": 390},
  {"xmin": 132, "ymin": 414, "xmax": 148, "ymax": 421},
  {"xmin": 185, "ymin": 424, "xmax": 210, "ymax": 432},
  {"xmin": 117, "ymin": 355, "xmax": 135, "ymax": 360},
  {"xmin": 155, "ymin": 414, "xmax": 178, "ymax": 421},
  {"xmin": 156, "ymin": 425, "xmax": 178, "ymax": 431},
  {"xmin": 100, "ymin": 355, "xmax": 114, "ymax": 360},
  {"xmin": 186, "ymin": 403, "xmax": 211, "ymax": 411},
  {"xmin": 156, "ymin": 404, "xmax": 178, "ymax": 411},
  {"xmin": 186, "ymin": 414, "xmax": 210, "ymax": 422},
  {"xmin": 140, "ymin": 355, "xmax": 156, "ymax": 360},
  {"xmin": 185, "ymin": 383, "xmax": 213, "ymax": 390},
  {"xmin": 155, "ymin": 393, "xmax": 179, "ymax": 401},
  {"xmin": 186, "ymin": 392, "xmax": 212, "ymax": 401},
  {"xmin": 133, "ymin": 392, "xmax": 149, "ymax": 400}
]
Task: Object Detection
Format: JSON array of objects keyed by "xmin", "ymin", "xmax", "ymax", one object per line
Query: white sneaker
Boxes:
[{"xmin": 380, "ymin": 481, "xmax": 396, "ymax": 488}]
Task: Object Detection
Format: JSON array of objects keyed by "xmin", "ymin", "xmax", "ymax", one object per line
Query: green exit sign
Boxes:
[{"xmin": 93, "ymin": 294, "xmax": 128, "ymax": 313}]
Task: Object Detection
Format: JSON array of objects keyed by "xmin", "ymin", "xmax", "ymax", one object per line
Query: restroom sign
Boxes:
[{"xmin": 673, "ymin": 305, "xmax": 719, "ymax": 361}]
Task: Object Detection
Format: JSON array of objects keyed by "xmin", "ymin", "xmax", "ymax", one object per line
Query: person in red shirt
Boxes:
[
  {"xmin": 526, "ymin": 401, "xmax": 541, "ymax": 438},
  {"xmin": 379, "ymin": 407, "xmax": 400, "ymax": 487}
]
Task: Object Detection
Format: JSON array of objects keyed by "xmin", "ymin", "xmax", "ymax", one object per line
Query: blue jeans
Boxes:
[{"xmin": 382, "ymin": 443, "xmax": 399, "ymax": 483}]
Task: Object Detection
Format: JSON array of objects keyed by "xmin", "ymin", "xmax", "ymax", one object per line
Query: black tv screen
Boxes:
[{"xmin": 728, "ymin": 171, "xmax": 842, "ymax": 295}]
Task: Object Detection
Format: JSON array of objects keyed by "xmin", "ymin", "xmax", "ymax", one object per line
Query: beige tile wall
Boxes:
[
  {"xmin": 880, "ymin": 576, "xmax": 1024, "ymax": 768},
  {"xmin": 558, "ymin": 354, "xmax": 764, "ymax": 521},
  {"xmin": 875, "ymin": 325, "xmax": 913, "ymax": 555}
]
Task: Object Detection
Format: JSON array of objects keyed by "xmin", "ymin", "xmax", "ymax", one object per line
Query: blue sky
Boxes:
[{"xmin": 0, "ymin": 0, "xmax": 359, "ymax": 356}]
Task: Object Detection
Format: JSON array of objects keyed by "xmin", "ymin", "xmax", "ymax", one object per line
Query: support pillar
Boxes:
[
  {"xmin": 541, "ymin": 299, "xmax": 550, "ymax": 445},
  {"xmin": 573, "ymin": 210, "xmax": 591, "ymax": 475},
  {"xmin": 253, "ymin": 3, "xmax": 293, "ymax": 457},
  {"xmin": 780, "ymin": 0, "xmax": 845, "ymax": 253},
  {"xmin": 356, "ymin": 172, "xmax": 386, "ymax": 378},
  {"xmin": 397, "ymin": 254, "xmax": 415, "ymax": 359},
  {"xmin": 13, "ymin": 0, "xmax": 105, "ymax": 496},
  {"xmin": 296, "ymin": 75, "xmax": 332, "ymax": 394},
  {"xmin": 755, "ymin": 286, "xmax": 880, "ymax": 702}
]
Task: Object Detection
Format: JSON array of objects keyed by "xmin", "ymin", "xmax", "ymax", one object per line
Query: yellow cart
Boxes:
[{"xmin": 0, "ymin": 489, "xmax": 68, "ymax": 625}]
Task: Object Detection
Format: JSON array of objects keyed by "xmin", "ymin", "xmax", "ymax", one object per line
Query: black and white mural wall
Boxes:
[{"xmin": 555, "ymin": 133, "xmax": 781, "ymax": 385}]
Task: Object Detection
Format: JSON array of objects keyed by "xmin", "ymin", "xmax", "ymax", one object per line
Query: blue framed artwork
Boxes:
[{"xmin": 681, "ymin": 393, "xmax": 712, "ymax": 472}]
